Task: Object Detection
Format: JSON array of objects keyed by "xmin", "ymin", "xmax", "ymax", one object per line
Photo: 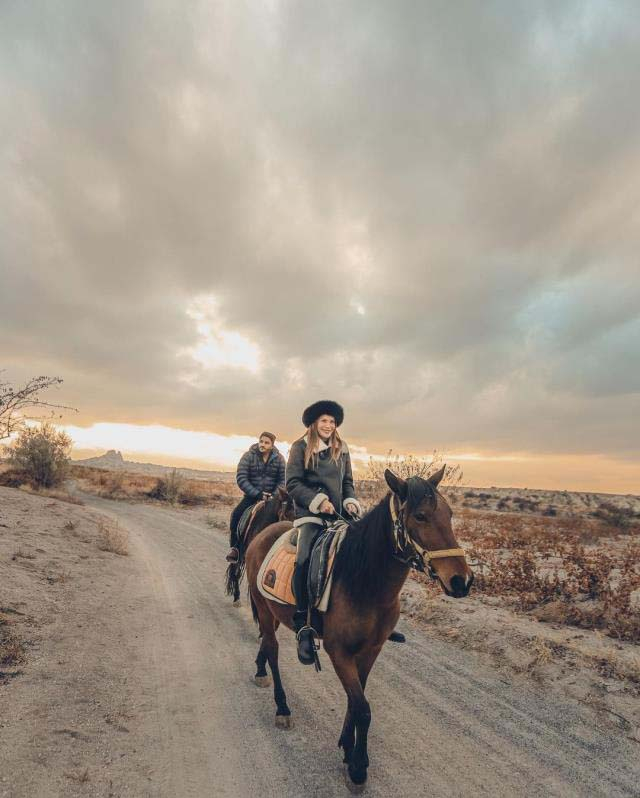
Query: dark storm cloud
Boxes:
[{"xmin": 1, "ymin": 0, "xmax": 639, "ymax": 457}]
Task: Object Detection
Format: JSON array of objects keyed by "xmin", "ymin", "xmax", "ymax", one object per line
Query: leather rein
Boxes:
[{"xmin": 389, "ymin": 493, "xmax": 465, "ymax": 578}]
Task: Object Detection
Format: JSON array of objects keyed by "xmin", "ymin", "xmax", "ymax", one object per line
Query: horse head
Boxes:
[{"xmin": 384, "ymin": 467, "xmax": 473, "ymax": 598}]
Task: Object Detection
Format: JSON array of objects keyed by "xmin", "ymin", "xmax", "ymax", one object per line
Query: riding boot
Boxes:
[{"xmin": 293, "ymin": 523, "xmax": 319, "ymax": 665}]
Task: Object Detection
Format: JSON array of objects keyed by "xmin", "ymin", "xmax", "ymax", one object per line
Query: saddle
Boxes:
[
  {"xmin": 237, "ymin": 500, "xmax": 263, "ymax": 547},
  {"xmin": 257, "ymin": 521, "xmax": 348, "ymax": 611}
]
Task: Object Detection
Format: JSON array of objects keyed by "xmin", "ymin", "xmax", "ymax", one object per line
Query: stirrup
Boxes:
[{"xmin": 296, "ymin": 625, "xmax": 321, "ymax": 670}]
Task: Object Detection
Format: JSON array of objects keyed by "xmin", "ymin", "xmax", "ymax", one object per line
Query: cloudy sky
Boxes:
[{"xmin": 2, "ymin": 1, "xmax": 639, "ymax": 492}]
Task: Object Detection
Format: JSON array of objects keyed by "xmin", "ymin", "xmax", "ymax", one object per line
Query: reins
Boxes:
[{"xmin": 388, "ymin": 493, "xmax": 465, "ymax": 577}]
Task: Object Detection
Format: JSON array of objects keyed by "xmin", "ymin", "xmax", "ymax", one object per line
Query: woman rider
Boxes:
[{"xmin": 286, "ymin": 400, "xmax": 405, "ymax": 665}]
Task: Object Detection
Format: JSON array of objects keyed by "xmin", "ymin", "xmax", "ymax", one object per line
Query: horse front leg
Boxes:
[
  {"xmin": 338, "ymin": 703, "xmax": 355, "ymax": 763},
  {"xmin": 331, "ymin": 653, "xmax": 371, "ymax": 791}
]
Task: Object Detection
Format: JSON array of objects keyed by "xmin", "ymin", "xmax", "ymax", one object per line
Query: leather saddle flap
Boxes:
[
  {"xmin": 308, "ymin": 527, "xmax": 337, "ymax": 607},
  {"xmin": 237, "ymin": 501, "xmax": 259, "ymax": 545},
  {"xmin": 257, "ymin": 522, "xmax": 347, "ymax": 610}
]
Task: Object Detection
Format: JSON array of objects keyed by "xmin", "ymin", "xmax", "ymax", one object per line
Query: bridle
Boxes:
[{"xmin": 389, "ymin": 493, "xmax": 465, "ymax": 578}]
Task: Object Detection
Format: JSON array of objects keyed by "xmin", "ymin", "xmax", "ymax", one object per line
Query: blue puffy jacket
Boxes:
[{"xmin": 236, "ymin": 443, "xmax": 286, "ymax": 499}]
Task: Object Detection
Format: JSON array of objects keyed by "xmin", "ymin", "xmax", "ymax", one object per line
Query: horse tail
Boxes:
[{"xmin": 224, "ymin": 559, "xmax": 246, "ymax": 599}]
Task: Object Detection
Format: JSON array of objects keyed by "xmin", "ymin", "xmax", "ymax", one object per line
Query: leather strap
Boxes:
[{"xmin": 389, "ymin": 494, "xmax": 465, "ymax": 567}]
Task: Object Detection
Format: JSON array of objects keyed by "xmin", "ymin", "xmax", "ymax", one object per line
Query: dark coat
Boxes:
[
  {"xmin": 236, "ymin": 444, "xmax": 286, "ymax": 500},
  {"xmin": 286, "ymin": 436, "xmax": 358, "ymax": 519}
]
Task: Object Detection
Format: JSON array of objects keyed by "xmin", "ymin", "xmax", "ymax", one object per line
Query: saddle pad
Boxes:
[
  {"xmin": 256, "ymin": 523, "xmax": 348, "ymax": 612},
  {"xmin": 257, "ymin": 532, "xmax": 296, "ymax": 605}
]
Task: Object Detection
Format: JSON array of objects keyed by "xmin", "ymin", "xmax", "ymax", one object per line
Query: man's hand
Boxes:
[
  {"xmin": 262, "ymin": 492, "xmax": 272, "ymax": 501},
  {"xmin": 319, "ymin": 499, "xmax": 335, "ymax": 515}
]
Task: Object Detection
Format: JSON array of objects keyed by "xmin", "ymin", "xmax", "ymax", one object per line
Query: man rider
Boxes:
[{"xmin": 226, "ymin": 432, "xmax": 286, "ymax": 562}]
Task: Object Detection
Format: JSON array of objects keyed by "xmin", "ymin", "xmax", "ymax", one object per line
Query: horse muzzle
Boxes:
[{"xmin": 442, "ymin": 571, "xmax": 474, "ymax": 598}]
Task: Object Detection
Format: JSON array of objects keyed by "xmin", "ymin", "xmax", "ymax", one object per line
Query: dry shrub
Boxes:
[
  {"xmin": 0, "ymin": 468, "xmax": 31, "ymax": 488},
  {"xmin": 98, "ymin": 522, "xmax": 129, "ymax": 556},
  {"xmin": 176, "ymin": 485, "xmax": 208, "ymax": 506},
  {"xmin": 98, "ymin": 470, "xmax": 125, "ymax": 499},
  {"xmin": 0, "ymin": 612, "xmax": 26, "ymax": 667},
  {"xmin": 8, "ymin": 422, "xmax": 71, "ymax": 488},
  {"xmin": 591, "ymin": 501, "xmax": 640, "ymax": 531},
  {"xmin": 468, "ymin": 511, "xmax": 640, "ymax": 642},
  {"xmin": 147, "ymin": 469, "xmax": 185, "ymax": 504},
  {"xmin": 0, "ymin": 634, "xmax": 26, "ymax": 666},
  {"xmin": 361, "ymin": 450, "xmax": 462, "ymax": 504}
]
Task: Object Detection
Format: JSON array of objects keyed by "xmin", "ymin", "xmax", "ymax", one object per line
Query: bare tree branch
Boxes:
[{"xmin": 0, "ymin": 373, "xmax": 78, "ymax": 441}]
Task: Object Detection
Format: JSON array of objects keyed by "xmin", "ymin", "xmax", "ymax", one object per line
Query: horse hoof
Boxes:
[
  {"xmin": 343, "ymin": 765, "xmax": 367, "ymax": 794},
  {"xmin": 254, "ymin": 675, "xmax": 271, "ymax": 688},
  {"xmin": 233, "ymin": 599, "xmax": 241, "ymax": 607},
  {"xmin": 275, "ymin": 714, "xmax": 293, "ymax": 730}
]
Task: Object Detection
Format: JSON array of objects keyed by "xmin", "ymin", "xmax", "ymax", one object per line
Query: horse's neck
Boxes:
[
  {"xmin": 377, "ymin": 538, "xmax": 410, "ymax": 607},
  {"xmin": 365, "ymin": 500, "xmax": 410, "ymax": 605}
]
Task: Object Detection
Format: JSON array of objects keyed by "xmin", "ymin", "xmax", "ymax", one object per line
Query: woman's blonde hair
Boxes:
[{"xmin": 304, "ymin": 422, "xmax": 343, "ymax": 469}]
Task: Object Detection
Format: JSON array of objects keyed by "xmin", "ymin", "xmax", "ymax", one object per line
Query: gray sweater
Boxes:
[{"xmin": 286, "ymin": 436, "xmax": 359, "ymax": 519}]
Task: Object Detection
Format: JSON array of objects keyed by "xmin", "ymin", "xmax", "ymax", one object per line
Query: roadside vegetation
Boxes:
[
  {"xmin": 69, "ymin": 464, "xmax": 237, "ymax": 507},
  {"xmin": 7, "ymin": 422, "xmax": 72, "ymax": 488},
  {"xmin": 460, "ymin": 510, "xmax": 640, "ymax": 643}
]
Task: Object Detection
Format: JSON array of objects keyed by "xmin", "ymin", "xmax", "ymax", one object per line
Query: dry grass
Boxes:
[
  {"xmin": 0, "ymin": 614, "xmax": 26, "ymax": 667},
  {"xmin": 460, "ymin": 509, "xmax": 640, "ymax": 643},
  {"xmin": 64, "ymin": 768, "xmax": 89, "ymax": 784},
  {"xmin": 206, "ymin": 514, "xmax": 227, "ymax": 530},
  {"xmin": 17, "ymin": 484, "xmax": 84, "ymax": 505},
  {"xmin": 97, "ymin": 521, "xmax": 129, "ymax": 556},
  {"xmin": 71, "ymin": 465, "xmax": 238, "ymax": 507}
]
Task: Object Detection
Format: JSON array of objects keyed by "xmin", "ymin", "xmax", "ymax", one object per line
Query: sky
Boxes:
[{"xmin": 1, "ymin": 1, "xmax": 639, "ymax": 493}]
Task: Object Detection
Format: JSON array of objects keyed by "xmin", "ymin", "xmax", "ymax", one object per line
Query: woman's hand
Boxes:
[
  {"xmin": 344, "ymin": 499, "xmax": 360, "ymax": 518},
  {"xmin": 319, "ymin": 499, "xmax": 335, "ymax": 515}
]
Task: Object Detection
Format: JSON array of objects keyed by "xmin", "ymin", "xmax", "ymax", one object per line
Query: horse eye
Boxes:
[{"xmin": 414, "ymin": 513, "xmax": 427, "ymax": 522}]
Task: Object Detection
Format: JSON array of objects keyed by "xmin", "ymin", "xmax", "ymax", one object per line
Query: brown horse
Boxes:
[
  {"xmin": 225, "ymin": 487, "xmax": 295, "ymax": 603},
  {"xmin": 245, "ymin": 466, "xmax": 474, "ymax": 791}
]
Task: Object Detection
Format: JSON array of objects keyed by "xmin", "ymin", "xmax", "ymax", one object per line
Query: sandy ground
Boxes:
[{"xmin": 1, "ymin": 487, "xmax": 640, "ymax": 797}]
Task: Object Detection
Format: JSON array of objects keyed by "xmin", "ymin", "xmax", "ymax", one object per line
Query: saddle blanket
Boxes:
[{"xmin": 256, "ymin": 522, "xmax": 348, "ymax": 612}]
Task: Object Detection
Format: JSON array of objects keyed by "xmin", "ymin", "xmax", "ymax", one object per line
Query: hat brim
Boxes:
[{"xmin": 302, "ymin": 400, "xmax": 344, "ymax": 428}]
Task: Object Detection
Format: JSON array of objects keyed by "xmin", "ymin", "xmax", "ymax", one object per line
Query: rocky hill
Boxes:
[{"xmin": 72, "ymin": 450, "xmax": 235, "ymax": 482}]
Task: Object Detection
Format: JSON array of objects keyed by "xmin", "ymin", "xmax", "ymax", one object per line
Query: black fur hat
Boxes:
[{"xmin": 302, "ymin": 400, "xmax": 344, "ymax": 428}]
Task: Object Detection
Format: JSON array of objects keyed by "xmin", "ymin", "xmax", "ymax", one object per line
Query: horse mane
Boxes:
[
  {"xmin": 333, "ymin": 496, "xmax": 395, "ymax": 604},
  {"xmin": 333, "ymin": 477, "xmax": 439, "ymax": 604}
]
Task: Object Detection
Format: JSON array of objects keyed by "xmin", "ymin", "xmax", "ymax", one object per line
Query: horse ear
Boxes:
[
  {"xmin": 385, "ymin": 469, "xmax": 408, "ymax": 501},
  {"xmin": 277, "ymin": 486, "xmax": 288, "ymax": 500},
  {"xmin": 429, "ymin": 465, "xmax": 446, "ymax": 488}
]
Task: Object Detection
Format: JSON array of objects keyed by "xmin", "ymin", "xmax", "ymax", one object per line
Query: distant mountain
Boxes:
[{"xmin": 72, "ymin": 450, "xmax": 235, "ymax": 482}]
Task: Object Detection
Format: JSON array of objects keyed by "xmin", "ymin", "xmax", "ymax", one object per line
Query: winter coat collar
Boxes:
[
  {"xmin": 303, "ymin": 434, "xmax": 349, "ymax": 455},
  {"xmin": 250, "ymin": 442, "xmax": 280, "ymax": 460}
]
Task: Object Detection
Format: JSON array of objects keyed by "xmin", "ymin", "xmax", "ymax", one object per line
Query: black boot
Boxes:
[
  {"xmin": 293, "ymin": 610, "xmax": 317, "ymax": 665},
  {"xmin": 292, "ymin": 524, "xmax": 319, "ymax": 665}
]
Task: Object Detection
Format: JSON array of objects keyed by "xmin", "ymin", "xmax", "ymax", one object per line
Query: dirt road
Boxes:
[{"xmin": 3, "ymin": 494, "xmax": 639, "ymax": 797}]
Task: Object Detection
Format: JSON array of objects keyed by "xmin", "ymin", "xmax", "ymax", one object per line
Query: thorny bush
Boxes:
[{"xmin": 461, "ymin": 511, "xmax": 640, "ymax": 643}]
